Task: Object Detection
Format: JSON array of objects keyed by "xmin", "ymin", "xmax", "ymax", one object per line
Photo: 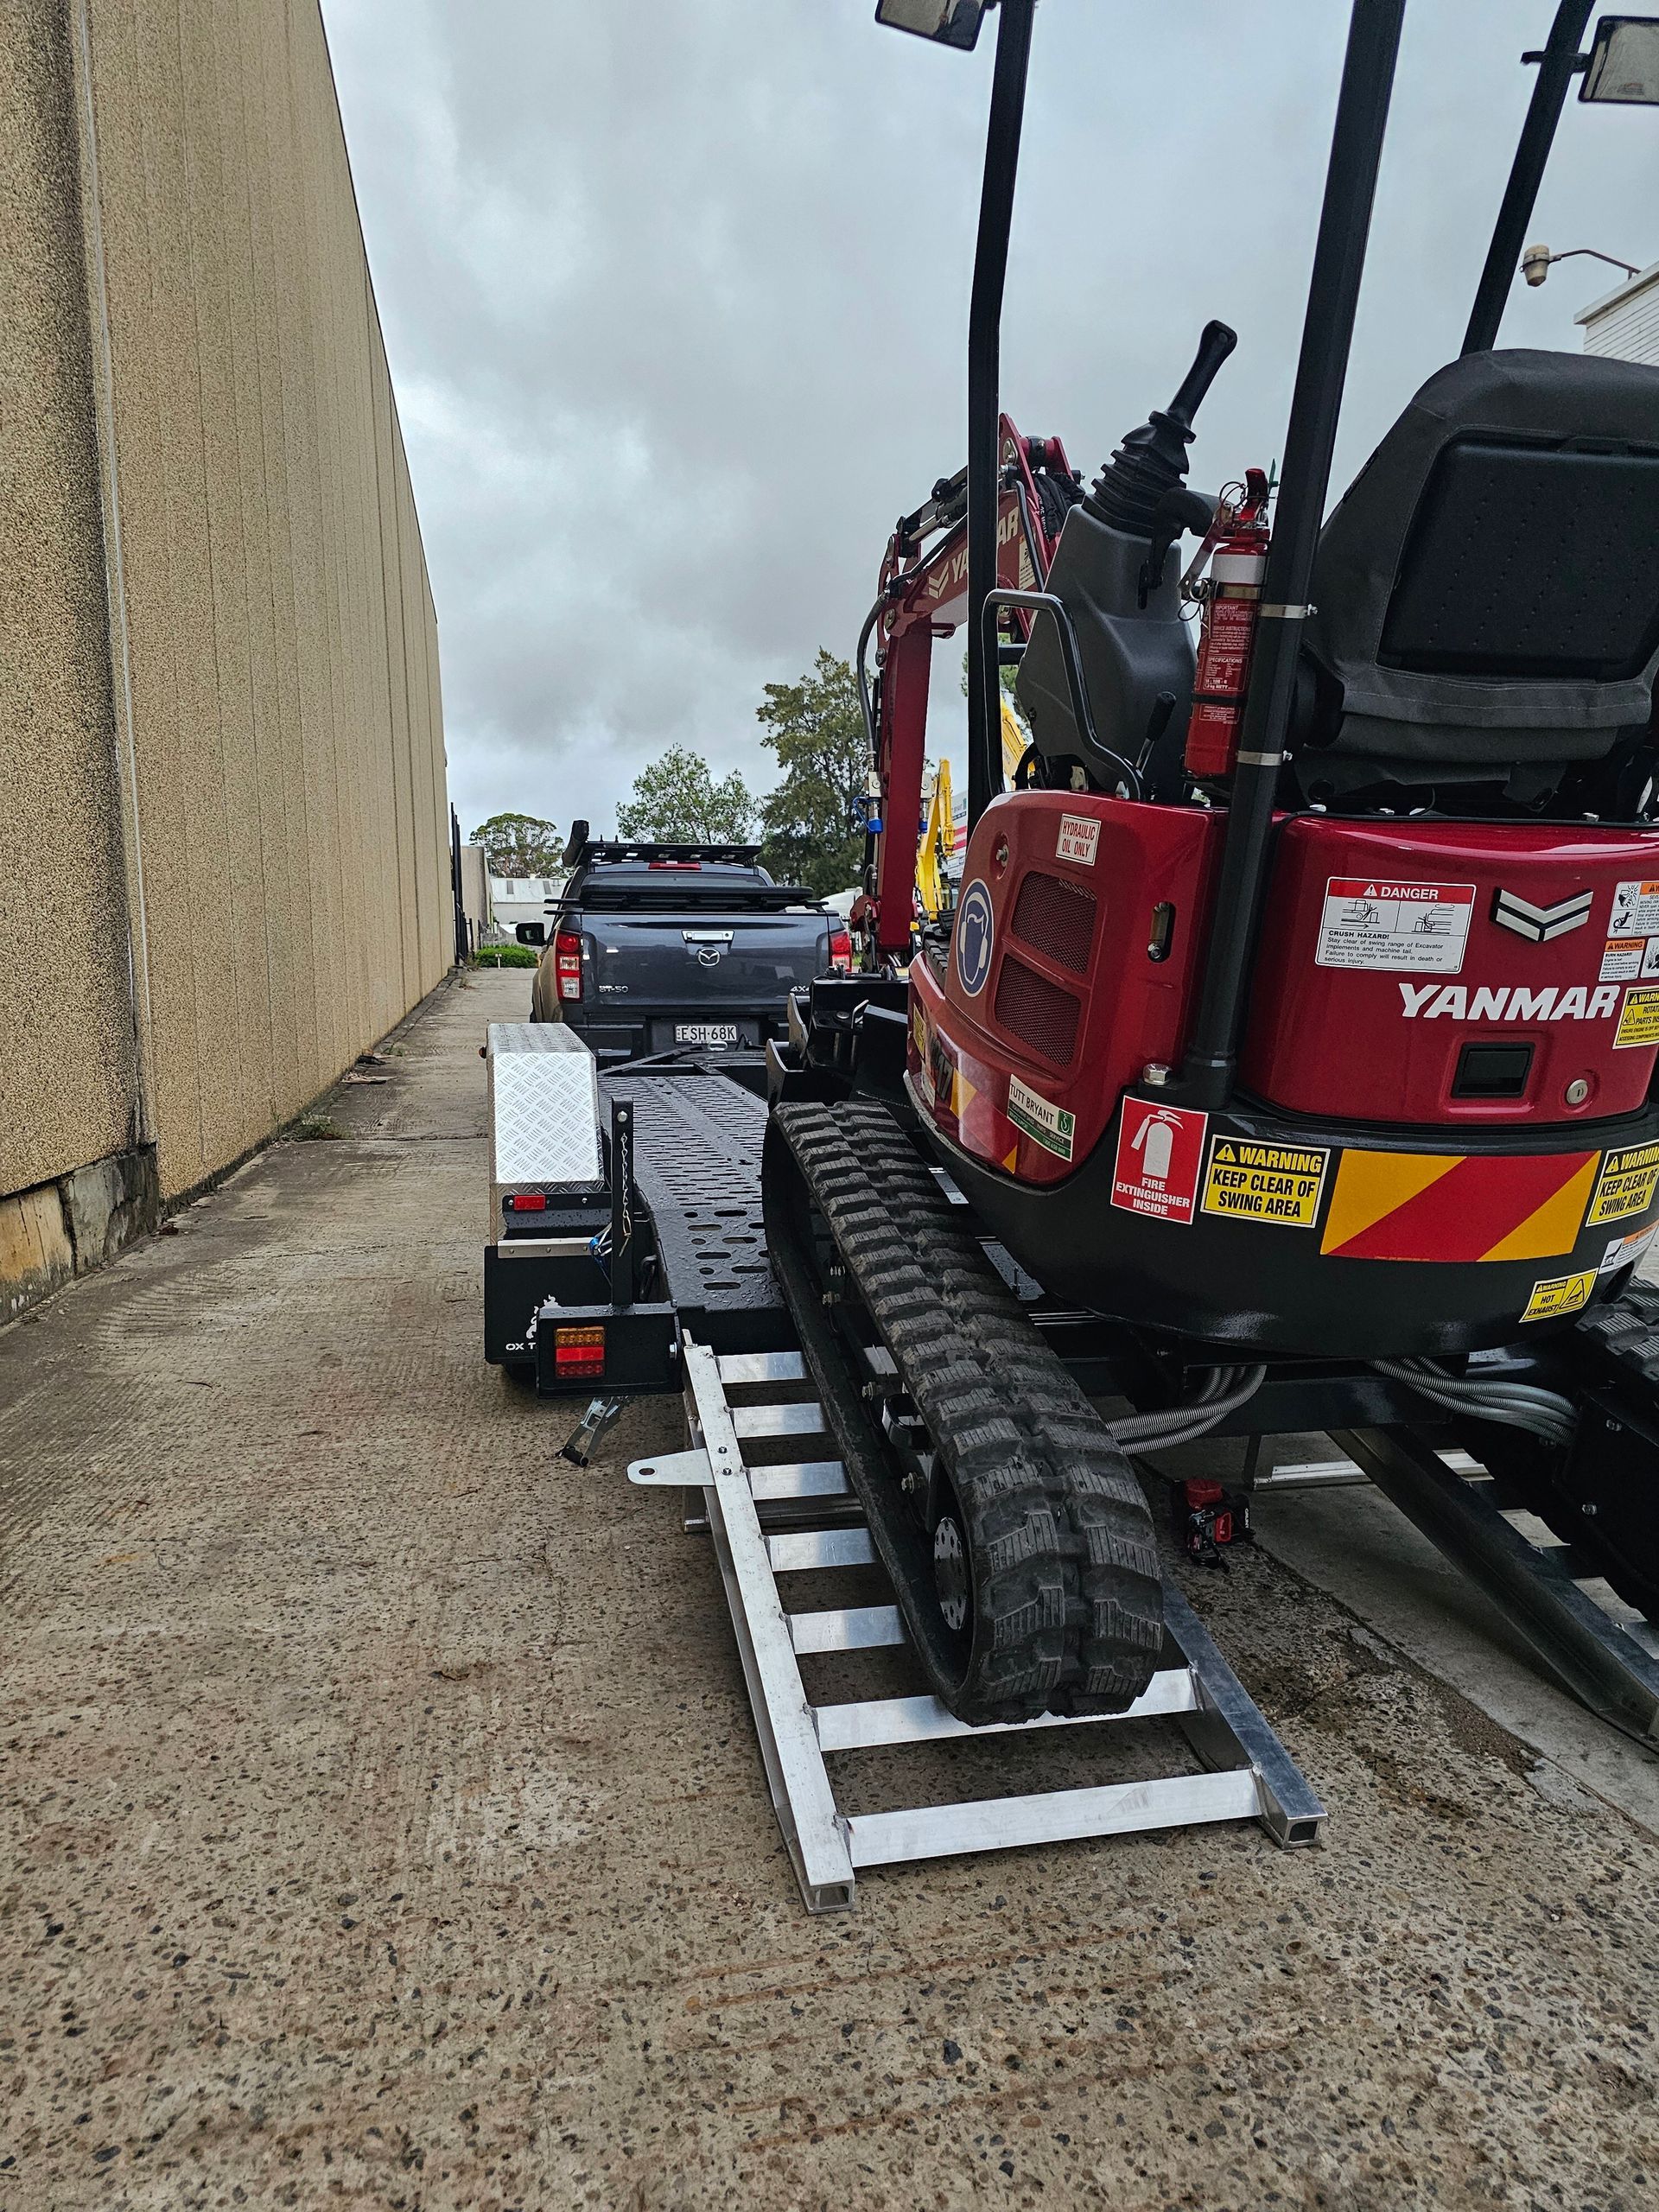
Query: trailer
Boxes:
[{"xmin": 485, "ymin": 1020, "xmax": 1659, "ymax": 1911}]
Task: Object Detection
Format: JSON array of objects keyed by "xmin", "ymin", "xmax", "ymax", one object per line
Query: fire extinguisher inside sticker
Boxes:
[
  {"xmin": 1316, "ymin": 878, "xmax": 1476, "ymax": 975},
  {"xmin": 1200, "ymin": 1138, "xmax": 1329, "ymax": 1228},
  {"xmin": 1007, "ymin": 1075, "xmax": 1074, "ymax": 1160},
  {"xmin": 1110, "ymin": 1099, "xmax": 1208, "ymax": 1224}
]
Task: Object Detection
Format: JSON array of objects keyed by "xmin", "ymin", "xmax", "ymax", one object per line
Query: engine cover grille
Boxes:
[
  {"xmin": 994, "ymin": 955, "xmax": 1081, "ymax": 1066},
  {"xmin": 1010, "ymin": 870, "xmax": 1096, "ymax": 976}
]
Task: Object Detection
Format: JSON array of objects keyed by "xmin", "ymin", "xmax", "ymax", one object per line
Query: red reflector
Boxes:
[
  {"xmin": 554, "ymin": 1325, "xmax": 605, "ymax": 1375},
  {"xmin": 506, "ymin": 1192, "xmax": 548, "ymax": 1212}
]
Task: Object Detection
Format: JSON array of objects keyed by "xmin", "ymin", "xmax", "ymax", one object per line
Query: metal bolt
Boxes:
[
  {"xmin": 1581, "ymin": 1501, "xmax": 1599, "ymax": 1516},
  {"xmin": 1142, "ymin": 1063, "xmax": 1171, "ymax": 1088},
  {"xmin": 1565, "ymin": 1077, "xmax": 1590, "ymax": 1106}
]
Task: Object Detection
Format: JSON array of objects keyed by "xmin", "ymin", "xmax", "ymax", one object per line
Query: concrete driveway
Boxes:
[{"xmin": 3, "ymin": 968, "xmax": 1656, "ymax": 2209}]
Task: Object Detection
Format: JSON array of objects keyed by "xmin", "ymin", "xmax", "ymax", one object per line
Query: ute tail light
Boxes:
[
  {"xmin": 505, "ymin": 1192, "xmax": 548, "ymax": 1213},
  {"xmin": 829, "ymin": 927, "xmax": 854, "ymax": 976},
  {"xmin": 555, "ymin": 930, "xmax": 583, "ymax": 1001},
  {"xmin": 554, "ymin": 1324, "xmax": 605, "ymax": 1377}
]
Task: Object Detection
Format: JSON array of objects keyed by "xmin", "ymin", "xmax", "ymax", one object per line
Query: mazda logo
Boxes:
[{"xmin": 696, "ymin": 945, "xmax": 722, "ymax": 968}]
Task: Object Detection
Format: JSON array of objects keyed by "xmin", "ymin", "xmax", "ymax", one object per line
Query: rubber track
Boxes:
[{"xmin": 772, "ymin": 1098, "xmax": 1163, "ymax": 1725}]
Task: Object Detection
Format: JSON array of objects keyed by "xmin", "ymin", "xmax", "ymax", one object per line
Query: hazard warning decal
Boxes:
[
  {"xmin": 1320, "ymin": 1147, "xmax": 1598, "ymax": 1262},
  {"xmin": 1110, "ymin": 1098, "xmax": 1207, "ymax": 1224},
  {"xmin": 1587, "ymin": 1141, "xmax": 1659, "ymax": 1227},
  {"xmin": 1521, "ymin": 1269, "xmax": 1595, "ymax": 1324},
  {"xmin": 1200, "ymin": 1138, "xmax": 1329, "ymax": 1228},
  {"xmin": 1316, "ymin": 878, "xmax": 1475, "ymax": 976},
  {"xmin": 1615, "ymin": 985, "xmax": 1659, "ymax": 1048}
]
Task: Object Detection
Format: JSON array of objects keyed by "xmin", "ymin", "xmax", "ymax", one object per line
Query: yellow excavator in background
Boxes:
[{"xmin": 914, "ymin": 698, "xmax": 1028, "ymax": 922}]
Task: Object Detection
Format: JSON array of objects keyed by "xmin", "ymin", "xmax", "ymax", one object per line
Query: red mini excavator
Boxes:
[{"xmin": 764, "ymin": 2, "xmax": 1659, "ymax": 1729}]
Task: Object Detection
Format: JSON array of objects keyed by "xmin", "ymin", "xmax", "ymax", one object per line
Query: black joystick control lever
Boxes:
[{"xmin": 1087, "ymin": 319, "xmax": 1237, "ymax": 539}]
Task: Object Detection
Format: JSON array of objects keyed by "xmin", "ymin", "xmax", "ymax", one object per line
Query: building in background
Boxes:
[
  {"xmin": 1577, "ymin": 260, "xmax": 1659, "ymax": 364},
  {"xmin": 0, "ymin": 0, "xmax": 451, "ymax": 1320},
  {"xmin": 487, "ymin": 876, "xmax": 565, "ymax": 940}
]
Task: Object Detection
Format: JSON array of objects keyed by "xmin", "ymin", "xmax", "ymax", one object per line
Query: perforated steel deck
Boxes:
[{"xmin": 599, "ymin": 1069, "xmax": 786, "ymax": 1351}]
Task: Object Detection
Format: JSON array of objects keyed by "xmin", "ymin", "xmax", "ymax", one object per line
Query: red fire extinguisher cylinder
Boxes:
[{"xmin": 1185, "ymin": 470, "xmax": 1271, "ymax": 781}]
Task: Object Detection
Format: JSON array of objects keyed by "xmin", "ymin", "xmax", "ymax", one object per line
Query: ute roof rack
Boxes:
[{"xmin": 562, "ymin": 819, "xmax": 764, "ymax": 871}]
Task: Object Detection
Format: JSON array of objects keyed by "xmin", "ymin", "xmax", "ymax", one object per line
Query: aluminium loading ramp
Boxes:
[{"xmin": 629, "ymin": 1339, "xmax": 1325, "ymax": 1913}]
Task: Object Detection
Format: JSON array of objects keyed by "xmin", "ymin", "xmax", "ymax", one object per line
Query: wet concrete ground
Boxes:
[{"xmin": 3, "ymin": 969, "xmax": 1657, "ymax": 2209}]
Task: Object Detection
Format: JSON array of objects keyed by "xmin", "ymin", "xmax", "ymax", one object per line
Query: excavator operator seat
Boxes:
[{"xmin": 1292, "ymin": 348, "xmax": 1659, "ymax": 810}]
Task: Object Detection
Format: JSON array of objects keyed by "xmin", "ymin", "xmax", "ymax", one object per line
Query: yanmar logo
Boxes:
[{"xmin": 1399, "ymin": 982, "xmax": 1620, "ymax": 1021}]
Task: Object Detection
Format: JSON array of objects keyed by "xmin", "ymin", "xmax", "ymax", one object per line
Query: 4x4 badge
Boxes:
[{"xmin": 1491, "ymin": 887, "xmax": 1592, "ymax": 944}]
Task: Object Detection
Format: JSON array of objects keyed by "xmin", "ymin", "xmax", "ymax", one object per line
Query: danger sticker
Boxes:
[
  {"xmin": 1601, "ymin": 937, "xmax": 1646, "ymax": 982},
  {"xmin": 1521, "ymin": 1268, "xmax": 1595, "ymax": 1324},
  {"xmin": 1600, "ymin": 1223, "xmax": 1659, "ymax": 1276},
  {"xmin": 1587, "ymin": 1140, "xmax": 1659, "ymax": 1226},
  {"xmin": 1056, "ymin": 813, "xmax": 1100, "ymax": 867},
  {"xmin": 1317, "ymin": 878, "xmax": 1476, "ymax": 975},
  {"xmin": 1111, "ymin": 1098, "xmax": 1207, "ymax": 1224},
  {"xmin": 1611, "ymin": 880, "xmax": 1659, "ymax": 936},
  {"xmin": 1200, "ymin": 1138, "xmax": 1329, "ymax": 1228},
  {"xmin": 1615, "ymin": 986, "xmax": 1659, "ymax": 1049},
  {"xmin": 1007, "ymin": 1073, "xmax": 1075, "ymax": 1161}
]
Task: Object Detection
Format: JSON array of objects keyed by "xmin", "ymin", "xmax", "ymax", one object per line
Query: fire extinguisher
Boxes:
[{"xmin": 1185, "ymin": 467, "xmax": 1272, "ymax": 781}]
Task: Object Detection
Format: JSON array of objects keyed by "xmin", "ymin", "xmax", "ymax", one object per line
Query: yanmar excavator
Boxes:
[{"xmin": 761, "ymin": 0, "xmax": 1659, "ymax": 1728}]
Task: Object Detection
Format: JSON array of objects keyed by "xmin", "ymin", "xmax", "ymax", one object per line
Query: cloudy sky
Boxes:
[{"xmin": 321, "ymin": 1, "xmax": 1658, "ymax": 842}]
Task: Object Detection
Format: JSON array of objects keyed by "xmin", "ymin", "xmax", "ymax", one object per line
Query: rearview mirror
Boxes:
[
  {"xmin": 874, "ymin": 1, "xmax": 990, "ymax": 51},
  {"xmin": 1580, "ymin": 15, "xmax": 1659, "ymax": 102},
  {"xmin": 515, "ymin": 921, "xmax": 547, "ymax": 947}
]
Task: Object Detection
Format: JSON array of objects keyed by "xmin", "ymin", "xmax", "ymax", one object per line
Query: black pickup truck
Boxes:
[{"xmin": 518, "ymin": 832, "xmax": 850, "ymax": 1065}]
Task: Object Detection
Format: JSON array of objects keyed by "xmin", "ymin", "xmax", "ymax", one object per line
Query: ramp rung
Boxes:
[
  {"xmin": 789, "ymin": 1604, "xmax": 905, "ymax": 1655},
  {"xmin": 718, "ymin": 1351, "xmax": 807, "ymax": 1386},
  {"xmin": 814, "ymin": 1668, "xmax": 1201, "ymax": 1752},
  {"xmin": 749, "ymin": 1460, "xmax": 849, "ymax": 1503},
  {"xmin": 733, "ymin": 1401, "xmax": 826, "ymax": 1440},
  {"xmin": 766, "ymin": 1528, "xmax": 876, "ymax": 1573},
  {"xmin": 845, "ymin": 1769, "xmax": 1264, "ymax": 1868}
]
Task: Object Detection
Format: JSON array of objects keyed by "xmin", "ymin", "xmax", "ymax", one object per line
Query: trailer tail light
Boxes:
[
  {"xmin": 830, "ymin": 927, "xmax": 854, "ymax": 975},
  {"xmin": 505, "ymin": 1192, "xmax": 548, "ymax": 1213},
  {"xmin": 555, "ymin": 930, "xmax": 583, "ymax": 1001},
  {"xmin": 554, "ymin": 1325, "xmax": 605, "ymax": 1377}
]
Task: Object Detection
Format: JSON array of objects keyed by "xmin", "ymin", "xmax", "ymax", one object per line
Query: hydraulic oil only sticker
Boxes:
[
  {"xmin": 1521, "ymin": 1268, "xmax": 1596, "ymax": 1324},
  {"xmin": 1316, "ymin": 878, "xmax": 1476, "ymax": 975},
  {"xmin": 1055, "ymin": 813, "xmax": 1100, "ymax": 868},
  {"xmin": 1111, "ymin": 1099, "xmax": 1207, "ymax": 1225},
  {"xmin": 1007, "ymin": 1074, "xmax": 1075, "ymax": 1161},
  {"xmin": 1200, "ymin": 1137, "xmax": 1329, "ymax": 1228},
  {"xmin": 1615, "ymin": 985, "xmax": 1659, "ymax": 1048},
  {"xmin": 956, "ymin": 879, "xmax": 995, "ymax": 997},
  {"xmin": 1601, "ymin": 1223, "xmax": 1659, "ymax": 1276},
  {"xmin": 1587, "ymin": 1141, "xmax": 1659, "ymax": 1225}
]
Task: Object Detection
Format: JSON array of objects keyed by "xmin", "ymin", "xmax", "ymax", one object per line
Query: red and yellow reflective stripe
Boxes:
[{"xmin": 1320, "ymin": 1148, "xmax": 1599, "ymax": 1262}]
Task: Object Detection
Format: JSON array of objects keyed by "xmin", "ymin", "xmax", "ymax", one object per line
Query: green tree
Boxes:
[
  {"xmin": 470, "ymin": 810, "xmax": 563, "ymax": 877},
  {"xmin": 616, "ymin": 744, "xmax": 755, "ymax": 842},
  {"xmin": 755, "ymin": 651, "xmax": 867, "ymax": 897}
]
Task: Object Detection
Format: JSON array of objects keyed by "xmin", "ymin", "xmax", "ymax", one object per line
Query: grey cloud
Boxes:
[{"xmin": 323, "ymin": 0, "xmax": 1658, "ymax": 834}]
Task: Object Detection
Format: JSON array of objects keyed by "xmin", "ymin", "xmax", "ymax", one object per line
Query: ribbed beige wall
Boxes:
[
  {"xmin": 0, "ymin": 0, "xmax": 140, "ymax": 1201},
  {"xmin": 0, "ymin": 0, "xmax": 449, "ymax": 1224}
]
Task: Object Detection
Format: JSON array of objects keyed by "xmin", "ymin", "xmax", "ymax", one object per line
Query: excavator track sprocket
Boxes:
[{"xmin": 763, "ymin": 1097, "xmax": 1163, "ymax": 1726}]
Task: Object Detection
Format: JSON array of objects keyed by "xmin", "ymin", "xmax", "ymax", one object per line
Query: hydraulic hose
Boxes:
[
  {"xmin": 855, "ymin": 598, "xmax": 882, "ymax": 762},
  {"xmin": 1111, "ymin": 1365, "xmax": 1268, "ymax": 1455},
  {"xmin": 1371, "ymin": 1356, "xmax": 1580, "ymax": 1452}
]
